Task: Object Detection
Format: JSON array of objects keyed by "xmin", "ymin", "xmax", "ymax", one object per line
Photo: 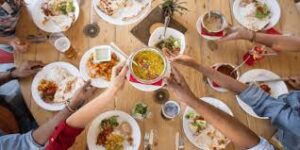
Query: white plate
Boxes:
[
  {"xmin": 183, "ymin": 97, "xmax": 233, "ymax": 150},
  {"xmin": 31, "ymin": 62, "xmax": 80, "ymax": 111},
  {"xmin": 207, "ymin": 63, "xmax": 240, "ymax": 93},
  {"xmin": 236, "ymin": 69, "xmax": 288, "ymax": 119},
  {"xmin": 127, "ymin": 60, "xmax": 171, "ymax": 92},
  {"xmin": 233, "ymin": 0, "xmax": 281, "ymax": 31},
  {"xmin": 148, "ymin": 27, "xmax": 186, "ymax": 55},
  {"xmin": 93, "ymin": 0, "xmax": 151, "ymax": 26},
  {"xmin": 80, "ymin": 45, "xmax": 126, "ymax": 88},
  {"xmin": 30, "ymin": 0, "xmax": 80, "ymax": 33},
  {"xmin": 196, "ymin": 16, "xmax": 227, "ymax": 41},
  {"xmin": 87, "ymin": 110, "xmax": 141, "ymax": 150}
]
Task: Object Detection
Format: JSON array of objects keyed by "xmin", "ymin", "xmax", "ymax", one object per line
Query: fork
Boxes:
[
  {"xmin": 144, "ymin": 132, "xmax": 150, "ymax": 150},
  {"xmin": 178, "ymin": 134, "xmax": 185, "ymax": 150}
]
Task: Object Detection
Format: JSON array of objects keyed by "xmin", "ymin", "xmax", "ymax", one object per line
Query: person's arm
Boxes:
[
  {"xmin": 46, "ymin": 63, "xmax": 128, "ymax": 150},
  {"xmin": 167, "ymin": 66, "xmax": 260, "ymax": 149},
  {"xmin": 0, "ymin": 61, "xmax": 44, "ymax": 86},
  {"xmin": 66, "ymin": 63, "xmax": 128, "ymax": 128},
  {"xmin": 171, "ymin": 55, "xmax": 248, "ymax": 93},
  {"xmin": 239, "ymin": 86, "xmax": 300, "ymax": 136},
  {"xmin": 219, "ymin": 26, "xmax": 300, "ymax": 52},
  {"xmin": 32, "ymin": 81, "xmax": 96, "ymax": 145},
  {"xmin": 0, "ymin": 36, "xmax": 13, "ymax": 45}
]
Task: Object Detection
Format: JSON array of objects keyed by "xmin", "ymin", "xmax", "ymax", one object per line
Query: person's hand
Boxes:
[
  {"xmin": 170, "ymin": 55, "xmax": 199, "ymax": 68},
  {"xmin": 166, "ymin": 65, "xmax": 197, "ymax": 103},
  {"xmin": 9, "ymin": 37, "xmax": 29, "ymax": 53},
  {"xmin": 110, "ymin": 62, "xmax": 128, "ymax": 92},
  {"xmin": 69, "ymin": 80, "xmax": 97, "ymax": 109},
  {"xmin": 288, "ymin": 76, "xmax": 300, "ymax": 90},
  {"xmin": 11, "ymin": 60, "xmax": 44, "ymax": 79},
  {"xmin": 218, "ymin": 26, "xmax": 253, "ymax": 42}
]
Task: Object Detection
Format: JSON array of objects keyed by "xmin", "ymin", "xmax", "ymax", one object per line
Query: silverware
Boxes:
[
  {"xmin": 149, "ymin": 130, "xmax": 154, "ymax": 149},
  {"xmin": 160, "ymin": 15, "xmax": 171, "ymax": 40},
  {"xmin": 144, "ymin": 130, "xmax": 154, "ymax": 150},
  {"xmin": 230, "ymin": 55, "xmax": 251, "ymax": 75},
  {"xmin": 110, "ymin": 42, "xmax": 138, "ymax": 66},
  {"xmin": 144, "ymin": 132, "xmax": 150, "ymax": 150},
  {"xmin": 25, "ymin": 35, "xmax": 49, "ymax": 43},
  {"xmin": 176, "ymin": 132, "xmax": 185, "ymax": 150},
  {"xmin": 245, "ymin": 78, "xmax": 290, "ymax": 85},
  {"xmin": 178, "ymin": 133, "xmax": 184, "ymax": 150}
]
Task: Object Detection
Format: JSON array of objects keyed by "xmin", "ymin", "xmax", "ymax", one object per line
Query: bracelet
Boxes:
[
  {"xmin": 6, "ymin": 67, "xmax": 18, "ymax": 80},
  {"xmin": 250, "ymin": 31, "xmax": 256, "ymax": 43},
  {"xmin": 65, "ymin": 100, "xmax": 76, "ymax": 113}
]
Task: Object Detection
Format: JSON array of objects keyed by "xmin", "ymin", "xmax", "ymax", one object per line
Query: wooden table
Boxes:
[{"xmin": 14, "ymin": 0, "xmax": 300, "ymax": 149}]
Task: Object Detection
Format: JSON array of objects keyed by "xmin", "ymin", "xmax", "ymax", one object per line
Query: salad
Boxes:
[
  {"xmin": 42, "ymin": 0, "xmax": 75, "ymax": 17},
  {"xmin": 97, "ymin": 116, "xmax": 133, "ymax": 150},
  {"xmin": 155, "ymin": 36, "xmax": 181, "ymax": 56},
  {"xmin": 185, "ymin": 111, "xmax": 207, "ymax": 135},
  {"xmin": 132, "ymin": 102, "xmax": 149, "ymax": 120},
  {"xmin": 254, "ymin": 0, "xmax": 271, "ymax": 19}
]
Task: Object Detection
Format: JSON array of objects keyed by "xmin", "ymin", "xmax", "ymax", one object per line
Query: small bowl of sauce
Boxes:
[{"xmin": 207, "ymin": 63, "xmax": 240, "ymax": 92}]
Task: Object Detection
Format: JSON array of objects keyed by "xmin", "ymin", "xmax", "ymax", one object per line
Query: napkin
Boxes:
[
  {"xmin": 129, "ymin": 74, "xmax": 163, "ymax": 86},
  {"xmin": 201, "ymin": 24, "xmax": 224, "ymax": 37},
  {"xmin": 264, "ymin": 28, "xmax": 281, "ymax": 35},
  {"xmin": 243, "ymin": 28, "xmax": 281, "ymax": 66}
]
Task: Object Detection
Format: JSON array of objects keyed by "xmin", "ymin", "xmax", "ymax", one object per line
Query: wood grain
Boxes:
[{"xmin": 14, "ymin": 0, "xmax": 300, "ymax": 149}]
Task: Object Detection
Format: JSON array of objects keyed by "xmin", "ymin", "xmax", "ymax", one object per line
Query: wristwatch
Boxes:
[{"xmin": 6, "ymin": 67, "xmax": 18, "ymax": 80}]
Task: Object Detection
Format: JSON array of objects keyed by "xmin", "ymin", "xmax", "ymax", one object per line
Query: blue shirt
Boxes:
[{"xmin": 239, "ymin": 86, "xmax": 300, "ymax": 150}]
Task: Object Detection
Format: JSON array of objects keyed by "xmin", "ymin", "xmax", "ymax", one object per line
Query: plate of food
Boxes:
[
  {"xmin": 148, "ymin": 27, "xmax": 186, "ymax": 57},
  {"xmin": 80, "ymin": 45, "xmax": 125, "ymax": 88},
  {"xmin": 93, "ymin": 0, "xmax": 151, "ymax": 25},
  {"xmin": 207, "ymin": 63, "xmax": 240, "ymax": 93},
  {"xmin": 236, "ymin": 69, "xmax": 288, "ymax": 119},
  {"xmin": 31, "ymin": 62, "xmax": 83, "ymax": 111},
  {"xmin": 127, "ymin": 47, "xmax": 171, "ymax": 92},
  {"xmin": 233, "ymin": 0, "xmax": 281, "ymax": 31},
  {"xmin": 30, "ymin": 0, "xmax": 80, "ymax": 33},
  {"xmin": 183, "ymin": 97, "xmax": 232, "ymax": 150},
  {"xmin": 87, "ymin": 110, "xmax": 141, "ymax": 150}
]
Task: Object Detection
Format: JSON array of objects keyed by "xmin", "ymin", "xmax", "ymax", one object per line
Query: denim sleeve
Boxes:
[
  {"xmin": 0, "ymin": 131, "xmax": 44, "ymax": 150},
  {"xmin": 238, "ymin": 86, "xmax": 300, "ymax": 136},
  {"xmin": 248, "ymin": 137, "xmax": 274, "ymax": 150}
]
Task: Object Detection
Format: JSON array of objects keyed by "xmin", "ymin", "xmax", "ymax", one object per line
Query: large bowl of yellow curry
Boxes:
[{"xmin": 130, "ymin": 47, "xmax": 167, "ymax": 84}]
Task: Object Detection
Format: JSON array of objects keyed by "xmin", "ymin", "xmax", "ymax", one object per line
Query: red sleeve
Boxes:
[{"xmin": 46, "ymin": 121, "xmax": 84, "ymax": 150}]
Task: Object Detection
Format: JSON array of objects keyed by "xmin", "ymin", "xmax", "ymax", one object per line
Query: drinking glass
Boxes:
[{"xmin": 49, "ymin": 32, "xmax": 77, "ymax": 59}]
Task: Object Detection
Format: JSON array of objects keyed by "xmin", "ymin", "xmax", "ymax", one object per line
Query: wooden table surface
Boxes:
[{"xmin": 14, "ymin": 0, "xmax": 300, "ymax": 149}]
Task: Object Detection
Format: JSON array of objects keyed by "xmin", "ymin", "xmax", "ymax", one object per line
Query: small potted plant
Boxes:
[{"xmin": 161, "ymin": 0, "xmax": 188, "ymax": 17}]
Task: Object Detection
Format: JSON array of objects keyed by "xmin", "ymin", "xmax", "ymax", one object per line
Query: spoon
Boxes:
[
  {"xmin": 245, "ymin": 78, "xmax": 290, "ymax": 85},
  {"xmin": 159, "ymin": 15, "xmax": 171, "ymax": 41}
]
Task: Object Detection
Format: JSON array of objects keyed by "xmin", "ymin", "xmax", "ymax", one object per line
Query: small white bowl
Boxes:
[
  {"xmin": 148, "ymin": 27, "xmax": 186, "ymax": 55},
  {"xmin": 196, "ymin": 11, "xmax": 228, "ymax": 41},
  {"xmin": 161, "ymin": 100, "xmax": 181, "ymax": 119},
  {"xmin": 207, "ymin": 63, "xmax": 240, "ymax": 93}
]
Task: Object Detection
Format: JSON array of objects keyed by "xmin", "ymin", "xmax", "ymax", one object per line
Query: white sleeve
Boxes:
[{"xmin": 248, "ymin": 137, "xmax": 274, "ymax": 150}]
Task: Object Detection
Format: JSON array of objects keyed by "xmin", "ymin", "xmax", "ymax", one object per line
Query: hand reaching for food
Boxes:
[
  {"xmin": 110, "ymin": 62, "xmax": 128, "ymax": 91},
  {"xmin": 69, "ymin": 80, "xmax": 97, "ymax": 110},
  {"xmin": 9, "ymin": 37, "xmax": 29, "ymax": 53},
  {"xmin": 12, "ymin": 60, "xmax": 44, "ymax": 79},
  {"xmin": 218, "ymin": 26, "xmax": 253, "ymax": 42},
  {"xmin": 170, "ymin": 55, "xmax": 199, "ymax": 68},
  {"xmin": 166, "ymin": 66, "xmax": 197, "ymax": 103}
]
